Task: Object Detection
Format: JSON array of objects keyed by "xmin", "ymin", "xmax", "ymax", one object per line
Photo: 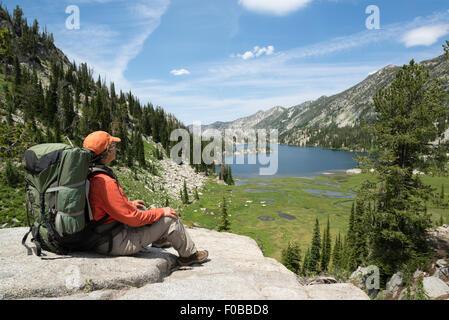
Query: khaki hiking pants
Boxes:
[{"xmin": 94, "ymin": 216, "xmax": 197, "ymax": 258}]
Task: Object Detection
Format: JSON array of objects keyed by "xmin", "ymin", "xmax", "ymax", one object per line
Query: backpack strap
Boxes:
[
  {"xmin": 88, "ymin": 164, "xmax": 123, "ymax": 197},
  {"xmin": 86, "ymin": 164, "xmax": 125, "ymax": 254},
  {"xmin": 22, "ymin": 181, "xmax": 33, "ymax": 255},
  {"xmin": 85, "ymin": 179, "xmax": 94, "ymax": 221},
  {"xmin": 21, "ymin": 229, "xmax": 33, "ymax": 255},
  {"xmin": 22, "ymin": 228, "xmax": 42, "ymax": 256},
  {"xmin": 22, "ymin": 181, "xmax": 46, "ymax": 256}
]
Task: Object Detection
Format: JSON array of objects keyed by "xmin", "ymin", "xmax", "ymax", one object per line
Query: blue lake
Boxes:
[{"xmin": 216, "ymin": 144, "xmax": 361, "ymax": 179}]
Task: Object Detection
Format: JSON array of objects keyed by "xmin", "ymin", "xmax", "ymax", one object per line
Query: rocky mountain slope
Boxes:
[{"xmin": 194, "ymin": 53, "xmax": 449, "ymax": 149}]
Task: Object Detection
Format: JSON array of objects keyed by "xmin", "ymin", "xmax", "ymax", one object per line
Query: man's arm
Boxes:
[
  {"xmin": 98, "ymin": 180, "xmax": 165, "ymax": 226},
  {"xmin": 129, "ymin": 199, "xmax": 179, "ymax": 220}
]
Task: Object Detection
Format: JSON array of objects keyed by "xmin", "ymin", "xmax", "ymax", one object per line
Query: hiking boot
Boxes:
[
  {"xmin": 177, "ymin": 250, "xmax": 209, "ymax": 266},
  {"xmin": 152, "ymin": 239, "xmax": 172, "ymax": 248}
]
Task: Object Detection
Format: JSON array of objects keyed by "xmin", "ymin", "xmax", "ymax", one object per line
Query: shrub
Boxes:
[{"xmin": 3, "ymin": 160, "xmax": 22, "ymax": 187}]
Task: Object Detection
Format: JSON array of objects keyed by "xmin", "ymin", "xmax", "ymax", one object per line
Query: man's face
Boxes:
[{"xmin": 105, "ymin": 142, "xmax": 117, "ymax": 164}]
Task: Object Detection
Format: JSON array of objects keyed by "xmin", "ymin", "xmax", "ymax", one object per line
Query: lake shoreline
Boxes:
[
  {"xmin": 233, "ymin": 168, "xmax": 353, "ymax": 183},
  {"xmin": 219, "ymin": 145, "xmax": 361, "ymax": 179}
]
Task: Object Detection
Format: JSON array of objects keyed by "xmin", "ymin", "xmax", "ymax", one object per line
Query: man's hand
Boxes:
[
  {"xmin": 131, "ymin": 200, "xmax": 146, "ymax": 209},
  {"xmin": 162, "ymin": 207, "xmax": 179, "ymax": 219}
]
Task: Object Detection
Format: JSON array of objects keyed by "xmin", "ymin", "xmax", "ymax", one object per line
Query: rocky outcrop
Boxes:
[
  {"xmin": 385, "ymin": 272, "xmax": 404, "ymax": 299},
  {"xmin": 157, "ymin": 159, "xmax": 208, "ymax": 199},
  {"xmin": 422, "ymin": 277, "xmax": 449, "ymax": 299},
  {"xmin": 346, "ymin": 168, "xmax": 362, "ymax": 174},
  {"xmin": 0, "ymin": 227, "xmax": 368, "ymax": 300},
  {"xmin": 349, "ymin": 266, "xmax": 380, "ymax": 298},
  {"xmin": 120, "ymin": 139, "xmax": 210, "ymax": 201},
  {"xmin": 427, "ymin": 225, "xmax": 449, "ymax": 252}
]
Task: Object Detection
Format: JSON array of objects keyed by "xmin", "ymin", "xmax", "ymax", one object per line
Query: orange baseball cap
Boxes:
[{"xmin": 83, "ymin": 131, "xmax": 121, "ymax": 155}]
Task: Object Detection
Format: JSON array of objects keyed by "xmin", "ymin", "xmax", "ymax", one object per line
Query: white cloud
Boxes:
[
  {"xmin": 53, "ymin": 0, "xmax": 170, "ymax": 91},
  {"xmin": 238, "ymin": 0, "xmax": 312, "ymax": 16},
  {"xmin": 401, "ymin": 24, "xmax": 449, "ymax": 47},
  {"xmin": 132, "ymin": 0, "xmax": 171, "ymax": 20},
  {"xmin": 240, "ymin": 51, "xmax": 254, "ymax": 60},
  {"xmin": 170, "ymin": 69, "xmax": 191, "ymax": 76},
  {"xmin": 254, "ymin": 45, "xmax": 274, "ymax": 57},
  {"xmin": 132, "ymin": 10, "xmax": 449, "ymax": 125},
  {"xmin": 236, "ymin": 45, "xmax": 275, "ymax": 60},
  {"xmin": 133, "ymin": 59, "xmax": 382, "ymax": 124},
  {"xmin": 68, "ymin": 0, "xmax": 117, "ymax": 3}
]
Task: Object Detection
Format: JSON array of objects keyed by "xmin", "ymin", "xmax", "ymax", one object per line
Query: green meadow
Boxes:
[
  {"xmin": 180, "ymin": 172, "xmax": 449, "ymax": 262},
  {"xmin": 1, "ymin": 164, "xmax": 448, "ymax": 266}
]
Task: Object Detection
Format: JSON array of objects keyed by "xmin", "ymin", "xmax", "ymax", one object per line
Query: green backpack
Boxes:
[{"xmin": 22, "ymin": 143, "xmax": 123, "ymax": 256}]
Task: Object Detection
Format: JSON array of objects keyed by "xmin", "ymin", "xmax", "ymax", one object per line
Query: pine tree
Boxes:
[
  {"xmin": 45, "ymin": 77, "xmax": 58, "ymax": 125},
  {"xmin": 281, "ymin": 241, "xmax": 302, "ymax": 274},
  {"xmin": 341, "ymin": 235, "xmax": 349, "ymax": 270},
  {"xmin": 347, "ymin": 202, "xmax": 355, "ymax": 248},
  {"xmin": 320, "ymin": 217, "xmax": 332, "ymax": 273},
  {"xmin": 3, "ymin": 159, "xmax": 21, "ymax": 187},
  {"xmin": 302, "ymin": 247, "xmax": 311, "ymax": 276},
  {"xmin": 35, "ymin": 80, "xmax": 45, "ymax": 118},
  {"xmin": 127, "ymin": 152, "xmax": 134, "ymax": 168},
  {"xmin": 194, "ymin": 187, "xmax": 200, "ymax": 201},
  {"xmin": 54, "ymin": 119, "xmax": 62, "ymax": 143},
  {"xmin": 332, "ymin": 233, "xmax": 342, "ymax": 272},
  {"xmin": 225, "ymin": 165, "xmax": 234, "ymax": 185},
  {"xmin": 309, "ymin": 218, "xmax": 321, "ymax": 274},
  {"xmin": 352, "ymin": 199, "xmax": 368, "ymax": 269},
  {"xmin": 357, "ymin": 59, "xmax": 448, "ymax": 282},
  {"xmin": 182, "ymin": 180, "xmax": 189, "ymax": 204},
  {"xmin": 62, "ymin": 86, "xmax": 75, "ymax": 136},
  {"xmin": 13, "ymin": 55, "xmax": 21, "ymax": 86},
  {"xmin": 219, "ymin": 164, "xmax": 224, "ymax": 180},
  {"xmin": 136, "ymin": 131, "xmax": 145, "ymax": 167},
  {"xmin": 118, "ymin": 120, "xmax": 128, "ymax": 164},
  {"xmin": 13, "ymin": 5, "xmax": 24, "ymax": 36},
  {"xmin": 217, "ymin": 196, "xmax": 231, "ymax": 232}
]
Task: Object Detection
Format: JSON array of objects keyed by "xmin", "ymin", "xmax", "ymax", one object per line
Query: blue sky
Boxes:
[{"xmin": 3, "ymin": 0, "xmax": 449, "ymax": 125}]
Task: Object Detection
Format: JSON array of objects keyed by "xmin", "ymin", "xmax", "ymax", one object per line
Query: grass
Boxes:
[
  {"xmin": 142, "ymin": 138, "xmax": 159, "ymax": 161},
  {"xmin": 113, "ymin": 165, "xmax": 172, "ymax": 209},
  {"xmin": 180, "ymin": 173, "xmax": 362, "ymax": 261},
  {"xmin": 180, "ymin": 171, "xmax": 449, "ymax": 263},
  {"xmin": 0, "ymin": 181, "xmax": 26, "ymax": 227}
]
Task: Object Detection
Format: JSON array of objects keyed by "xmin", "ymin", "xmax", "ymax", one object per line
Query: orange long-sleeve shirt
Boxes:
[{"xmin": 88, "ymin": 173, "xmax": 164, "ymax": 227}]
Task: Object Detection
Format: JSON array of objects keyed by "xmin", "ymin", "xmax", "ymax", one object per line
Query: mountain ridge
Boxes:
[{"xmin": 190, "ymin": 53, "xmax": 449, "ymax": 150}]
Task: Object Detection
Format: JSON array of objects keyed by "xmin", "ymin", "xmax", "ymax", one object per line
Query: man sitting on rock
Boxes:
[{"xmin": 83, "ymin": 130, "xmax": 208, "ymax": 266}]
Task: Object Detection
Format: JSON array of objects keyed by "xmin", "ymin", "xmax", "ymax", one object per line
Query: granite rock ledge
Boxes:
[{"xmin": 0, "ymin": 227, "xmax": 368, "ymax": 300}]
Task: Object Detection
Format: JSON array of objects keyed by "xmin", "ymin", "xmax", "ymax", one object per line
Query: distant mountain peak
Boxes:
[{"xmin": 196, "ymin": 52, "xmax": 448, "ymax": 150}]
